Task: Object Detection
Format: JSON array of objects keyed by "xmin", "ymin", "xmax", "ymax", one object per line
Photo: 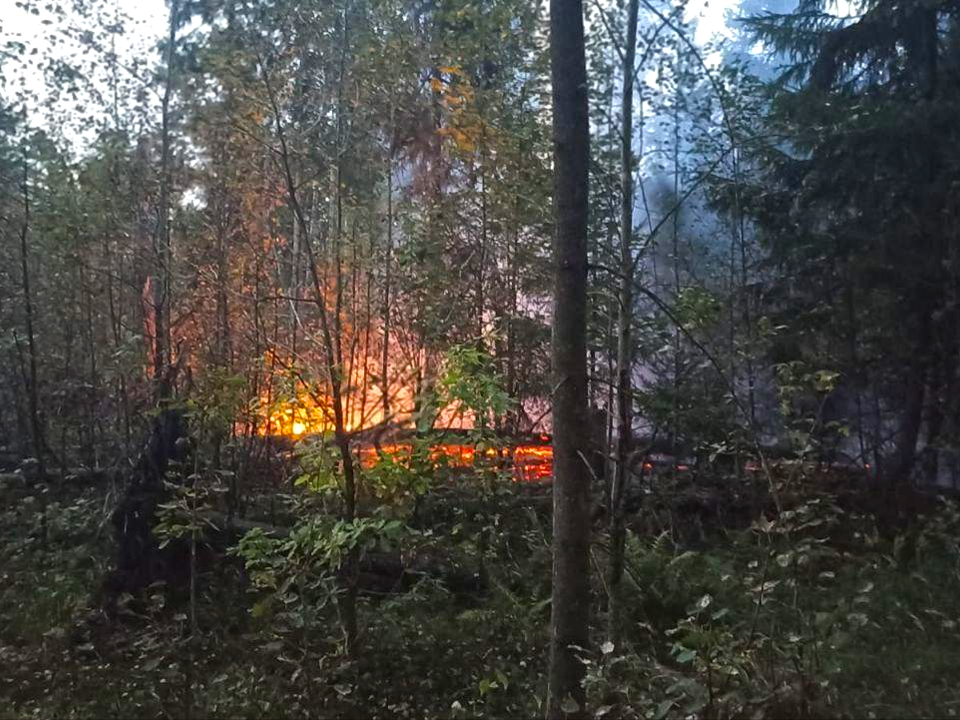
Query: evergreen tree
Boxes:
[{"xmin": 744, "ymin": 0, "xmax": 960, "ymax": 489}]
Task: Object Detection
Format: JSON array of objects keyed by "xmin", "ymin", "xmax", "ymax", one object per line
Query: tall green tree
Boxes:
[{"xmin": 744, "ymin": 0, "xmax": 960, "ymax": 491}]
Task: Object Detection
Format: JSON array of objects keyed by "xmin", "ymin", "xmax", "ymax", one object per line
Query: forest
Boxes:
[{"xmin": 2, "ymin": 0, "xmax": 960, "ymax": 717}]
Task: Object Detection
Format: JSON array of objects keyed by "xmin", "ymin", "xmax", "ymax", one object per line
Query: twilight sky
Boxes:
[{"xmin": 1, "ymin": 0, "xmax": 822, "ymax": 148}]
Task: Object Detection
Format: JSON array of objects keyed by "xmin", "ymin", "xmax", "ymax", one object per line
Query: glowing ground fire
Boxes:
[
  {"xmin": 253, "ymin": 387, "xmax": 553, "ymax": 481},
  {"xmin": 358, "ymin": 440, "xmax": 554, "ymax": 483}
]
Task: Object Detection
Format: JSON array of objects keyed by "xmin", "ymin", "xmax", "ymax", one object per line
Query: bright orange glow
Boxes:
[
  {"xmin": 243, "ymin": 355, "xmax": 555, "ymax": 480},
  {"xmin": 254, "ymin": 383, "xmax": 382, "ymax": 437},
  {"xmin": 358, "ymin": 441, "xmax": 554, "ymax": 482},
  {"xmin": 255, "ymin": 387, "xmax": 337, "ymax": 437},
  {"xmin": 430, "ymin": 444, "xmax": 477, "ymax": 466},
  {"xmin": 253, "ymin": 376, "xmax": 479, "ymax": 439},
  {"xmin": 512, "ymin": 444, "xmax": 553, "ymax": 482}
]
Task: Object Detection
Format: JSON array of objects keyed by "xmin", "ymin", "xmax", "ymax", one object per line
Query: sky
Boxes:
[
  {"xmin": 2, "ymin": 0, "xmax": 167, "ymax": 142},
  {"xmin": 690, "ymin": 0, "xmax": 740, "ymax": 44},
  {"xmin": 4, "ymin": 0, "xmax": 166, "ymax": 48},
  {"xmin": 3, "ymin": 0, "xmax": 740, "ymax": 77},
  {"xmin": 3, "ymin": 0, "xmax": 167, "ymax": 69},
  {"xmin": 0, "ymin": 0, "xmax": 799, "ymax": 146}
]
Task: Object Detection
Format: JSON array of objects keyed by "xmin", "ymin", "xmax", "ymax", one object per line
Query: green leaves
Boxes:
[
  {"xmin": 437, "ymin": 343, "xmax": 513, "ymax": 425},
  {"xmin": 478, "ymin": 668, "xmax": 510, "ymax": 697},
  {"xmin": 674, "ymin": 286, "xmax": 722, "ymax": 330},
  {"xmin": 361, "ymin": 436, "xmax": 436, "ymax": 507},
  {"xmin": 232, "ymin": 516, "xmax": 409, "ymax": 615},
  {"xmin": 153, "ymin": 484, "xmax": 215, "ymax": 548},
  {"xmin": 292, "ymin": 438, "xmax": 344, "ymax": 496}
]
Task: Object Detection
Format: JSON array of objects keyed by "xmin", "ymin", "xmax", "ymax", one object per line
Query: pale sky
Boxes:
[
  {"xmin": 2, "ymin": 0, "xmax": 735, "ymax": 39},
  {"xmin": 2, "ymin": 0, "xmax": 166, "ymax": 142},
  {"xmin": 3, "ymin": 0, "xmax": 166, "ymax": 70},
  {"xmin": 690, "ymin": 0, "xmax": 737, "ymax": 44},
  {"xmin": 0, "ymin": 0, "xmax": 758, "ymax": 144},
  {"xmin": 3, "ymin": 0, "xmax": 738, "ymax": 77}
]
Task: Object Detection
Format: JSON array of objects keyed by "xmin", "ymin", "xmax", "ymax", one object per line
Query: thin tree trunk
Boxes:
[
  {"xmin": 736, "ymin": 146, "xmax": 756, "ymax": 428},
  {"xmin": 16, "ymin": 147, "xmax": 47, "ymax": 558},
  {"xmin": 671, "ymin": 74, "xmax": 682, "ymax": 459},
  {"xmin": 332, "ymin": 2, "xmax": 358, "ymax": 656},
  {"xmin": 608, "ymin": 0, "xmax": 639, "ymax": 650},
  {"xmin": 921, "ymin": 354, "xmax": 947, "ymax": 487},
  {"xmin": 547, "ymin": 0, "xmax": 591, "ymax": 716},
  {"xmin": 382, "ymin": 107, "xmax": 395, "ymax": 421},
  {"xmin": 154, "ymin": 0, "xmax": 179, "ymax": 397},
  {"xmin": 80, "ymin": 263, "xmax": 101, "ymax": 465},
  {"xmin": 260, "ymin": 3, "xmax": 358, "ymax": 656},
  {"xmin": 888, "ymin": 314, "xmax": 931, "ymax": 497},
  {"xmin": 17, "ymin": 153, "xmax": 45, "ymax": 478},
  {"xmin": 477, "ymin": 127, "xmax": 490, "ymax": 344}
]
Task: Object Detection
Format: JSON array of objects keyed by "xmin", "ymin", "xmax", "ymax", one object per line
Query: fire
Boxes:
[
  {"xmin": 513, "ymin": 444, "xmax": 553, "ymax": 482},
  {"xmin": 254, "ymin": 383, "xmax": 378, "ymax": 437},
  {"xmin": 358, "ymin": 441, "xmax": 553, "ymax": 482},
  {"xmin": 245, "ymin": 360, "xmax": 554, "ymax": 480}
]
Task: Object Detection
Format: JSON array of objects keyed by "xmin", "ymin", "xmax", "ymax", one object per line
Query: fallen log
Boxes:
[
  {"xmin": 207, "ymin": 511, "xmax": 283, "ymax": 538},
  {"xmin": 0, "ymin": 449, "xmax": 19, "ymax": 471},
  {"xmin": 360, "ymin": 547, "xmax": 485, "ymax": 596},
  {"xmin": 206, "ymin": 511, "xmax": 486, "ymax": 596},
  {"xmin": 105, "ymin": 390, "xmax": 191, "ymax": 603}
]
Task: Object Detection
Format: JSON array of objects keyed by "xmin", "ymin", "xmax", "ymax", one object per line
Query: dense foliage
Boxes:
[{"xmin": 2, "ymin": 0, "xmax": 960, "ymax": 718}]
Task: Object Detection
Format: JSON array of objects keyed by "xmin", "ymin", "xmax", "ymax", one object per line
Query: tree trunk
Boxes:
[
  {"xmin": 332, "ymin": 4, "xmax": 358, "ymax": 657},
  {"xmin": 547, "ymin": 0, "xmax": 591, "ymax": 717},
  {"xmin": 382, "ymin": 104, "xmax": 395, "ymax": 421},
  {"xmin": 608, "ymin": 0, "xmax": 639, "ymax": 651},
  {"xmin": 887, "ymin": 314, "xmax": 931, "ymax": 497},
  {"xmin": 154, "ymin": 0, "xmax": 179, "ymax": 395},
  {"xmin": 16, "ymin": 150, "xmax": 48, "ymax": 550},
  {"xmin": 17, "ymin": 153, "xmax": 45, "ymax": 477},
  {"xmin": 261, "ymin": 3, "xmax": 359, "ymax": 656}
]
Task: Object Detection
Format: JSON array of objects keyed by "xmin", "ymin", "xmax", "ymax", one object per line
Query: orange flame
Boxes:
[{"xmin": 358, "ymin": 441, "xmax": 553, "ymax": 482}]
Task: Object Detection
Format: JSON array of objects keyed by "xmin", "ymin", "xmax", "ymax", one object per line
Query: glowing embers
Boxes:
[
  {"xmin": 431, "ymin": 444, "xmax": 479, "ymax": 466},
  {"xmin": 358, "ymin": 441, "xmax": 554, "ymax": 483},
  {"xmin": 512, "ymin": 444, "xmax": 554, "ymax": 482},
  {"xmin": 358, "ymin": 443, "xmax": 413, "ymax": 469}
]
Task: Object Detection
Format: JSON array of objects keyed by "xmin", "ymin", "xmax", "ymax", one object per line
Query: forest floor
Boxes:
[{"xmin": 2, "ymin": 472, "xmax": 960, "ymax": 719}]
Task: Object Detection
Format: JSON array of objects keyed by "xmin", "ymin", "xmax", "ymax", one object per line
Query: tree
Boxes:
[
  {"xmin": 607, "ymin": 0, "xmax": 639, "ymax": 650},
  {"xmin": 546, "ymin": 0, "xmax": 591, "ymax": 716},
  {"xmin": 150, "ymin": 0, "xmax": 182, "ymax": 396},
  {"xmin": 743, "ymin": 0, "xmax": 960, "ymax": 496},
  {"xmin": 15, "ymin": 142, "xmax": 45, "ymax": 479}
]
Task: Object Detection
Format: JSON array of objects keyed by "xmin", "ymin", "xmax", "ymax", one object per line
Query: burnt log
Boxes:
[
  {"xmin": 103, "ymin": 397, "xmax": 190, "ymax": 605},
  {"xmin": 0, "ymin": 448, "xmax": 19, "ymax": 471},
  {"xmin": 207, "ymin": 512, "xmax": 486, "ymax": 596},
  {"xmin": 358, "ymin": 548, "xmax": 486, "ymax": 596},
  {"xmin": 63, "ymin": 466, "xmax": 124, "ymax": 487}
]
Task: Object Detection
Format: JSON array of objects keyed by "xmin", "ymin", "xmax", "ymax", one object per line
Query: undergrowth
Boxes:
[{"xmin": 1, "ymin": 479, "xmax": 959, "ymax": 719}]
